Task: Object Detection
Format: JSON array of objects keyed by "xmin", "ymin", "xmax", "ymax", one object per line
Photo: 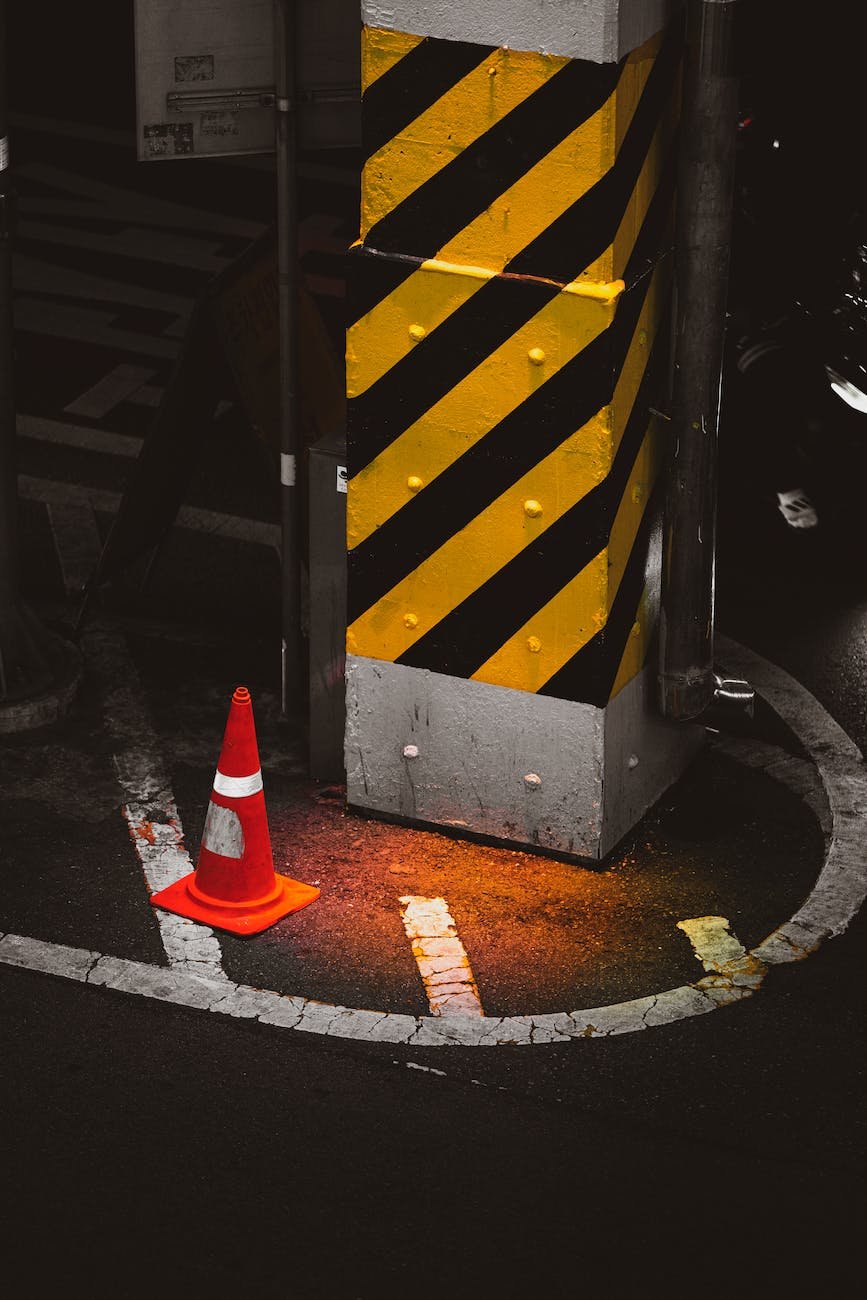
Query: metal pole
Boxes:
[
  {"xmin": 658, "ymin": 0, "xmax": 739, "ymax": 720},
  {"xmin": 274, "ymin": 0, "xmax": 302, "ymax": 717}
]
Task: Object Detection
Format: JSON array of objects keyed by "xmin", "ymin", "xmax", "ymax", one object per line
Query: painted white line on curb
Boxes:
[
  {"xmin": 716, "ymin": 635, "xmax": 867, "ymax": 960},
  {"xmin": 1, "ymin": 640, "xmax": 865, "ymax": 1045},
  {"xmin": 399, "ymin": 896, "xmax": 484, "ymax": 1018}
]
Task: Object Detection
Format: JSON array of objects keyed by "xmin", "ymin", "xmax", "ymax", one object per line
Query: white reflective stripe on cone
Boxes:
[
  {"xmin": 212, "ymin": 769, "xmax": 264, "ymax": 797},
  {"xmin": 202, "ymin": 802, "xmax": 245, "ymax": 858}
]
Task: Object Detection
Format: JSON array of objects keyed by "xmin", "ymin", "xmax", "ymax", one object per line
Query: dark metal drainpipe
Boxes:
[
  {"xmin": 274, "ymin": 0, "xmax": 302, "ymax": 718},
  {"xmin": 658, "ymin": 0, "xmax": 740, "ymax": 720}
]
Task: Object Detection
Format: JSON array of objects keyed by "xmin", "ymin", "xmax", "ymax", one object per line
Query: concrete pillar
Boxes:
[{"xmin": 345, "ymin": 0, "xmax": 702, "ymax": 859}]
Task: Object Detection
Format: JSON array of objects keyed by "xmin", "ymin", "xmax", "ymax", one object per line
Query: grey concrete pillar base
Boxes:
[{"xmin": 345, "ymin": 655, "xmax": 703, "ymax": 861}]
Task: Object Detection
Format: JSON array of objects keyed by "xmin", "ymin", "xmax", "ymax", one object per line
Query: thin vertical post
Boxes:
[
  {"xmin": 658, "ymin": 0, "xmax": 739, "ymax": 720},
  {"xmin": 274, "ymin": 0, "xmax": 302, "ymax": 717}
]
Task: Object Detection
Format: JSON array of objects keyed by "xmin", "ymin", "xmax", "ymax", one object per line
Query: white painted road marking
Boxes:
[
  {"xmin": 127, "ymin": 383, "xmax": 164, "ymax": 409},
  {"xmin": 19, "ymin": 414, "xmax": 143, "ymax": 459},
  {"xmin": 15, "ymin": 158, "xmax": 266, "ymax": 241},
  {"xmin": 19, "ymin": 474, "xmax": 281, "ymax": 551},
  {"xmin": 85, "ymin": 622, "xmax": 227, "ymax": 982},
  {"xmin": 46, "ymin": 497, "xmax": 225, "ymax": 980},
  {"xmin": 17, "ymin": 220, "xmax": 229, "ymax": 274},
  {"xmin": 64, "ymin": 364, "xmax": 158, "ymax": 420},
  {"xmin": 15, "ymin": 297, "xmax": 182, "ymax": 359},
  {"xmin": 0, "ymin": 639, "xmax": 865, "ymax": 1045},
  {"xmin": 14, "ymin": 253, "xmax": 193, "ymax": 320},
  {"xmin": 399, "ymin": 896, "xmax": 484, "ymax": 1017}
]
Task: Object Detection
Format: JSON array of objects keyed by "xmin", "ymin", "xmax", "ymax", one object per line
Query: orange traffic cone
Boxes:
[{"xmin": 150, "ymin": 686, "xmax": 319, "ymax": 935}]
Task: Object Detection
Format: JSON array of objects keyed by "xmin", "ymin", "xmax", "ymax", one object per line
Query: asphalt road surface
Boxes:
[{"xmin": 2, "ymin": 7, "xmax": 865, "ymax": 1296}]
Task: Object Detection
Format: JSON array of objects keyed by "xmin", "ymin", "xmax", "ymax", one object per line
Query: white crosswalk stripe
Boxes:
[{"xmin": 12, "ymin": 112, "xmax": 352, "ymax": 568}]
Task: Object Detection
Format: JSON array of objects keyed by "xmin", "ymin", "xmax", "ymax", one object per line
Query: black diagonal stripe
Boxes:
[
  {"xmin": 348, "ymin": 21, "xmax": 679, "ymax": 330},
  {"xmin": 349, "ymin": 270, "xmax": 652, "ymax": 626},
  {"xmin": 348, "ymin": 267, "xmax": 557, "ymax": 475},
  {"xmin": 362, "ymin": 36, "xmax": 496, "ymax": 162},
  {"xmin": 506, "ymin": 17, "xmax": 683, "ymax": 285},
  {"xmin": 365, "ymin": 54, "xmax": 624, "ymax": 261},
  {"xmin": 395, "ymin": 312, "xmax": 670, "ymax": 677},
  {"xmin": 346, "ymin": 245, "xmax": 427, "ymax": 332},
  {"xmin": 539, "ymin": 478, "xmax": 664, "ymax": 706},
  {"xmin": 348, "ymin": 69, "xmax": 678, "ymax": 468},
  {"xmin": 347, "ymin": 150, "xmax": 676, "ymax": 624}
]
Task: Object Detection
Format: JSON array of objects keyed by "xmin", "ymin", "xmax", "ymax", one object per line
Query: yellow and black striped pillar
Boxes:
[{"xmin": 345, "ymin": 0, "xmax": 703, "ymax": 859}]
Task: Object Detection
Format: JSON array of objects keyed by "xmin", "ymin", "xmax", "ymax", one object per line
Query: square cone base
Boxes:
[{"xmin": 150, "ymin": 871, "xmax": 320, "ymax": 936}]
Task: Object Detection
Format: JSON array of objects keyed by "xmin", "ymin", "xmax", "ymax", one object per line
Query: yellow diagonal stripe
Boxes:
[
  {"xmin": 346, "ymin": 415, "xmax": 609, "ymax": 664},
  {"xmin": 573, "ymin": 48, "xmax": 679, "ymax": 291},
  {"xmin": 433, "ymin": 43, "xmax": 656, "ymax": 279},
  {"xmin": 347, "ymin": 257, "xmax": 493, "ymax": 400},
  {"xmin": 361, "ymin": 45, "xmax": 568, "ymax": 241},
  {"xmin": 348, "ymin": 48, "xmax": 676, "ymax": 402},
  {"xmin": 347, "ymin": 283, "xmax": 621, "ymax": 552},
  {"xmin": 347, "ymin": 262, "xmax": 667, "ymax": 667},
  {"xmin": 361, "ymin": 27, "xmax": 425, "ymax": 92},
  {"xmin": 472, "ymin": 422, "xmax": 660, "ymax": 692}
]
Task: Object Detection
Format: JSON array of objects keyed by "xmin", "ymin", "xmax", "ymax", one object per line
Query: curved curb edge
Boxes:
[{"xmin": 1, "ymin": 638, "xmax": 865, "ymax": 1047}]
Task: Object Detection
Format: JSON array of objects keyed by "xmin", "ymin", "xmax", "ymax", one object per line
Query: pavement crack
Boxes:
[
  {"xmin": 83, "ymin": 953, "xmax": 106, "ymax": 982},
  {"xmin": 641, "ymin": 996, "xmax": 659, "ymax": 1027}
]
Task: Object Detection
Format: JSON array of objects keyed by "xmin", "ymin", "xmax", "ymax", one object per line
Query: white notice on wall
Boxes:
[
  {"xmin": 134, "ymin": 0, "xmax": 360, "ymax": 161},
  {"xmin": 134, "ymin": 0, "xmax": 276, "ymax": 161}
]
